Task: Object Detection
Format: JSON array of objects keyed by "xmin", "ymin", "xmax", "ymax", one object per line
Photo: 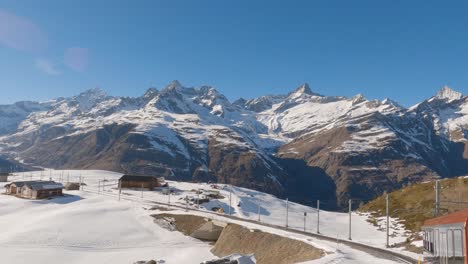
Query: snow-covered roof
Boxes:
[{"xmin": 13, "ymin": 181, "xmax": 64, "ymax": 190}]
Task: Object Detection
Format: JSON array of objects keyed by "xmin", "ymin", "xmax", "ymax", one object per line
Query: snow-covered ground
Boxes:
[
  {"xmin": 0, "ymin": 179, "xmax": 214, "ymax": 263},
  {"xmin": 0, "ymin": 170, "xmax": 419, "ymax": 263}
]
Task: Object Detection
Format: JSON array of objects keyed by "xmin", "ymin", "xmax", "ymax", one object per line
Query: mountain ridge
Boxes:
[{"xmin": 0, "ymin": 82, "xmax": 467, "ymax": 210}]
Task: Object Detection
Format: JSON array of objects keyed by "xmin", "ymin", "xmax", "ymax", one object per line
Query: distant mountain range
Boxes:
[{"xmin": 1, "ymin": 81, "xmax": 467, "ymax": 209}]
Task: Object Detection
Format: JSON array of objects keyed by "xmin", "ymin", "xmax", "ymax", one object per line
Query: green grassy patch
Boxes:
[{"xmin": 359, "ymin": 177, "xmax": 468, "ymax": 233}]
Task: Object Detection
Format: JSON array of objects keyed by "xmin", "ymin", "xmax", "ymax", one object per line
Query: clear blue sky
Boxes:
[{"xmin": 1, "ymin": 0, "xmax": 467, "ymax": 106}]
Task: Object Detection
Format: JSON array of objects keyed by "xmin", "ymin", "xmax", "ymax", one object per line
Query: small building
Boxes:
[
  {"xmin": 5, "ymin": 180, "xmax": 64, "ymax": 199},
  {"xmin": 64, "ymin": 182, "xmax": 80, "ymax": 190},
  {"xmin": 0, "ymin": 172, "xmax": 9, "ymax": 182},
  {"xmin": 204, "ymin": 190, "xmax": 221, "ymax": 198},
  {"xmin": 422, "ymin": 209, "xmax": 468, "ymax": 264},
  {"xmin": 119, "ymin": 175, "xmax": 160, "ymax": 190}
]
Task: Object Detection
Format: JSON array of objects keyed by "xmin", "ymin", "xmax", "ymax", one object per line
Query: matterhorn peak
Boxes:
[
  {"xmin": 288, "ymin": 83, "xmax": 321, "ymax": 99},
  {"xmin": 295, "ymin": 83, "xmax": 312, "ymax": 94},
  {"xmin": 435, "ymin": 85, "xmax": 463, "ymax": 102}
]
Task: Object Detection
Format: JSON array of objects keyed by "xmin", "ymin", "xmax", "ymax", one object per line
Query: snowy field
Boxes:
[{"xmin": 0, "ymin": 170, "xmax": 418, "ymax": 263}]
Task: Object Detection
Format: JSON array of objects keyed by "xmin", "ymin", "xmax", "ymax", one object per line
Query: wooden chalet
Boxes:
[
  {"xmin": 0, "ymin": 172, "xmax": 9, "ymax": 182},
  {"xmin": 119, "ymin": 175, "xmax": 161, "ymax": 190},
  {"xmin": 5, "ymin": 180, "xmax": 64, "ymax": 199}
]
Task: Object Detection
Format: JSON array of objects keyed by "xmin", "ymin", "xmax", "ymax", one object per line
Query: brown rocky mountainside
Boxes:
[{"xmin": 1, "ymin": 82, "xmax": 468, "ymax": 210}]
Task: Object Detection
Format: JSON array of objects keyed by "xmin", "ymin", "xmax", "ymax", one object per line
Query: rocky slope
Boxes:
[{"xmin": 0, "ymin": 82, "xmax": 467, "ymax": 209}]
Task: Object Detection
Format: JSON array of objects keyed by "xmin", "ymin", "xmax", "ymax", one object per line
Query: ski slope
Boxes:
[{"xmin": 0, "ymin": 170, "xmax": 418, "ymax": 263}]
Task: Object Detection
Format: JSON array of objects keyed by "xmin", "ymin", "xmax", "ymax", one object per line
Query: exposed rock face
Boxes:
[{"xmin": 0, "ymin": 82, "xmax": 468, "ymax": 209}]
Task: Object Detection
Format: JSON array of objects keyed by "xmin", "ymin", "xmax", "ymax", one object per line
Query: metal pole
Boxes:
[
  {"xmin": 229, "ymin": 186, "xmax": 232, "ymax": 215},
  {"xmin": 304, "ymin": 212, "xmax": 306, "ymax": 232},
  {"xmin": 348, "ymin": 199, "xmax": 352, "ymax": 240},
  {"xmin": 286, "ymin": 198, "xmax": 289, "ymax": 228},
  {"xmin": 118, "ymin": 181, "xmax": 121, "ymax": 201},
  {"xmin": 257, "ymin": 203, "xmax": 261, "ymax": 222},
  {"xmin": 435, "ymin": 180, "xmax": 440, "ymax": 216},
  {"xmin": 386, "ymin": 194, "xmax": 389, "ymax": 247},
  {"xmin": 317, "ymin": 200, "xmax": 320, "ymax": 234}
]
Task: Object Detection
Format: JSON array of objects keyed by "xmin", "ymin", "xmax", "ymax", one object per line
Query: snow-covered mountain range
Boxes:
[{"xmin": 1, "ymin": 81, "xmax": 467, "ymax": 209}]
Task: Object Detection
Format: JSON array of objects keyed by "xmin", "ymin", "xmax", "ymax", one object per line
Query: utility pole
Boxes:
[
  {"xmin": 317, "ymin": 200, "xmax": 320, "ymax": 234},
  {"xmin": 228, "ymin": 187, "xmax": 232, "ymax": 215},
  {"xmin": 386, "ymin": 194, "xmax": 389, "ymax": 247},
  {"xmin": 435, "ymin": 180, "xmax": 440, "ymax": 216},
  {"xmin": 286, "ymin": 198, "xmax": 289, "ymax": 228},
  {"xmin": 118, "ymin": 181, "xmax": 121, "ymax": 201},
  {"xmin": 257, "ymin": 203, "xmax": 261, "ymax": 222},
  {"xmin": 348, "ymin": 199, "xmax": 352, "ymax": 240}
]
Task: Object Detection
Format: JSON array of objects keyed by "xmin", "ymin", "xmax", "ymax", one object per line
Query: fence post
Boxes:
[
  {"xmin": 317, "ymin": 200, "xmax": 320, "ymax": 234},
  {"xmin": 348, "ymin": 199, "xmax": 352, "ymax": 240}
]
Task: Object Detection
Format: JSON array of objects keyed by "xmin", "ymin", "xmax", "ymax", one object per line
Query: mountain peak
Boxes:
[
  {"xmin": 435, "ymin": 85, "xmax": 463, "ymax": 102},
  {"xmin": 167, "ymin": 80, "xmax": 183, "ymax": 89},
  {"xmin": 144, "ymin": 87, "xmax": 159, "ymax": 98},
  {"xmin": 79, "ymin": 87, "xmax": 107, "ymax": 98},
  {"xmin": 288, "ymin": 83, "xmax": 321, "ymax": 99},
  {"xmin": 295, "ymin": 83, "xmax": 313, "ymax": 95}
]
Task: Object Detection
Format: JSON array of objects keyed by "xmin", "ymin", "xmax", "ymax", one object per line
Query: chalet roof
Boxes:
[
  {"xmin": 119, "ymin": 175, "xmax": 159, "ymax": 182},
  {"xmin": 423, "ymin": 208, "xmax": 468, "ymax": 227},
  {"xmin": 10, "ymin": 181, "xmax": 63, "ymax": 190},
  {"xmin": 26, "ymin": 181, "xmax": 64, "ymax": 190}
]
